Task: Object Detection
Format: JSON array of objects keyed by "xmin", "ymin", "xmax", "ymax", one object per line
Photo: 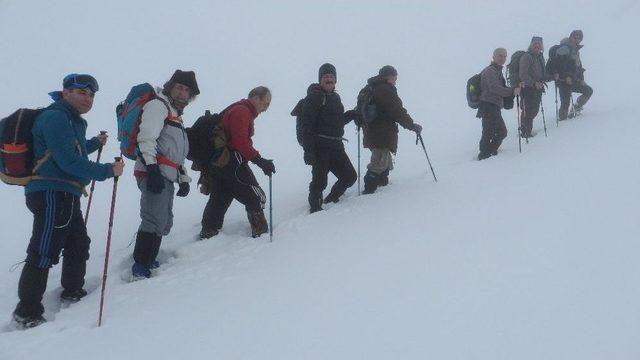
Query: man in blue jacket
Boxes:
[{"xmin": 12, "ymin": 74, "xmax": 124, "ymax": 329}]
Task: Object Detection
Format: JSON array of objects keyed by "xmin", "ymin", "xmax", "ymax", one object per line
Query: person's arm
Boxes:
[
  {"xmin": 374, "ymin": 84, "xmax": 415, "ymax": 130},
  {"xmin": 300, "ymin": 90, "xmax": 324, "ymax": 152},
  {"xmin": 41, "ymin": 112, "xmax": 113, "ymax": 181},
  {"xmin": 86, "ymin": 137, "xmax": 101, "ymax": 154},
  {"xmin": 485, "ymin": 68, "xmax": 515, "ymax": 97},
  {"xmin": 137, "ymin": 99, "xmax": 169, "ymax": 165},
  {"xmin": 227, "ymin": 107, "xmax": 259, "ymax": 161}
]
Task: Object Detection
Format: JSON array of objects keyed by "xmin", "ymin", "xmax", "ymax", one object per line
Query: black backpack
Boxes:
[
  {"xmin": 506, "ymin": 50, "xmax": 526, "ymax": 87},
  {"xmin": 466, "ymin": 74, "xmax": 482, "ymax": 109},
  {"xmin": 0, "ymin": 108, "xmax": 46, "ymax": 186},
  {"xmin": 186, "ymin": 110, "xmax": 230, "ymax": 170},
  {"xmin": 545, "ymin": 44, "xmax": 568, "ymax": 76},
  {"xmin": 356, "ymin": 84, "xmax": 377, "ymax": 126},
  {"xmin": 290, "ymin": 94, "xmax": 326, "ymax": 147}
]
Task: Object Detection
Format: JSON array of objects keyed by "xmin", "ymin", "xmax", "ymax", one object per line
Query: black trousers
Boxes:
[
  {"xmin": 15, "ymin": 190, "xmax": 89, "ymax": 317},
  {"xmin": 309, "ymin": 146, "xmax": 357, "ymax": 198},
  {"xmin": 478, "ymin": 102, "xmax": 508, "ymax": 155},
  {"xmin": 201, "ymin": 152, "xmax": 266, "ymax": 231},
  {"xmin": 520, "ymin": 87, "xmax": 542, "ymax": 134},
  {"xmin": 558, "ymin": 81, "xmax": 593, "ymax": 118}
]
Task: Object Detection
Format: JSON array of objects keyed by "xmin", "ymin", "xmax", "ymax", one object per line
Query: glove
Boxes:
[
  {"xmin": 252, "ymin": 156, "xmax": 276, "ymax": 176},
  {"xmin": 303, "ymin": 150, "xmax": 315, "ymax": 166},
  {"xmin": 411, "ymin": 123, "xmax": 423, "ymax": 134},
  {"xmin": 344, "ymin": 109, "xmax": 362, "ymax": 125},
  {"xmin": 176, "ymin": 182, "xmax": 190, "ymax": 197},
  {"xmin": 146, "ymin": 164, "xmax": 165, "ymax": 194}
]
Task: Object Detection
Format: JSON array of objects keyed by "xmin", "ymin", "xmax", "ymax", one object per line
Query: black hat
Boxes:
[
  {"xmin": 379, "ymin": 65, "xmax": 398, "ymax": 77},
  {"xmin": 318, "ymin": 63, "xmax": 336, "ymax": 82},
  {"xmin": 570, "ymin": 30, "xmax": 583, "ymax": 39},
  {"xmin": 167, "ymin": 70, "xmax": 200, "ymax": 95},
  {"xmin": 530, "ymin": 36, "xmax": 543, "ymax": 45}
]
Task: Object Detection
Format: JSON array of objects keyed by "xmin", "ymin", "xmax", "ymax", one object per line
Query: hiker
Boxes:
[
  {"xmin": 12, "ymin": 74, "xmax": 124, "ymax": 328},
  {"xmin": 555, "ymin": 30, "xmax": 593, "ymax": 120},
  {"xmin": 519, "ymin": 36, "xmax": 553, "ymax": 138},
  {"xmin": 477, "ymin": 48, "xmax": 521, "ymax": 160},
  {"xmin": 131, "ymin": 70, "xmax": 198, "ymax": 279},
  {"xmin": 299, "ymin": 63, "xmax": 359, "ymax": 213},
  {"xmin": 361, "ymin": 65, "xmax": 422, "ymax": 194},
  {"xmin": 199, "ymin": 86, "xmax": 275, "ymax": 239}
]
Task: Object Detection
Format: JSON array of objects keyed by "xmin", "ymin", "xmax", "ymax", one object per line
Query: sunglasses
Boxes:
[{"xmin": 63, "ymin": 74, "xmax": 99, "ymax": 92}]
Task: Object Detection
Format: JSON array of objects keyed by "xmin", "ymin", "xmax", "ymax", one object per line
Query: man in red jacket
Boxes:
[{"xmin": 200, "ymin": 86, "xmax": 275, "ymax": 239}]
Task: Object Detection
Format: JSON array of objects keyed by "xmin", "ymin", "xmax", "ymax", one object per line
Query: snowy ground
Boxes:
[{"xmin": 1, "ymin": 1, "xmax": 639, "ymax": 359}]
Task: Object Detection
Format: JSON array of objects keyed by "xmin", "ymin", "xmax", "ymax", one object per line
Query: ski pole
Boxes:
[
  {"xmin": 98, "ymin": 157, "xmax": 122, "ymax": 327},
  {"xmin": 268, "ymin": 175, "xmax": 273, "ymax": 243},
  {"xmin": 540, "ymin": 101, "xmax": 548, "ymax": 137},
  {"xmin": 554, "ymin": 82, "xmax": 559, "ymax": 127},
  {"xmin": 570, "ymin": 94, "xmax": 576, "ymax": 118},
  {"xmin": 522, "ymin": 96, "xmax": 529, "ymax": 144},
  {"xmin": 84, "ymin": 130, "xmax": 107, "ymax": 225},
  {"xmin": 416, "ymin": 134, "xmax": 437, "ymax": 182},
  {"xmin": 357, "ymin": 125, "xmax": 361, "ymax": 195},
  {"xmin": 516, "ymin": 95, "xmax": 522, "ymax": 153}
]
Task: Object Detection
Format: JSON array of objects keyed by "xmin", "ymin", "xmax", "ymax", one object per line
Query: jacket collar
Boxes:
[{"xmin": 490, "ymin": 62, "xmax": 504, "ymax": 71}]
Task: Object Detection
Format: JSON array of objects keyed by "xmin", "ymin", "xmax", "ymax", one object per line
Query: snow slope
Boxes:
[{"xmin": 1, "ymin": 1, "xmax": 639, "ymax": 359}]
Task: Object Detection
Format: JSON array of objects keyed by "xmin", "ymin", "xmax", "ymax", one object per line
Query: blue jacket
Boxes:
[{"xmin": 25, "ymin": 99, "xmax": 114, "ymax": 196}]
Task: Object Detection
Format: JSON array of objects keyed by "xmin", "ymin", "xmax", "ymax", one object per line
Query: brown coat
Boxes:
[{"xmin": 363, "ymin": 76, "xmax": 415, "ymax": 153}]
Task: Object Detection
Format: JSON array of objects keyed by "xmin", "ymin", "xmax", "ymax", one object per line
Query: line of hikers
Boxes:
[
  {"xmin": 469, "ymin": 30, "xmax": 593, "ymax": 160},
  {"xmin": 2, "ymin": 61, "xmax": 424, "ymax": 328}
]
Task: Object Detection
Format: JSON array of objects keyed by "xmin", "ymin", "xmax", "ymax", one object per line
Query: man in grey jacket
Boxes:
[
  {"xmin": 519, "ymin": 36, "xmax": 552, "ymax": 138},
  {"xmin": 555, "ymin": 30, "xmax": 593, "ymax": 119},
  {"xmin": 131, "ymin": 70, "xmax": 198, "ymax": 279},
  {"xmin": 477, "ymin": 48, "xmax": 521, "ymax": 160}
]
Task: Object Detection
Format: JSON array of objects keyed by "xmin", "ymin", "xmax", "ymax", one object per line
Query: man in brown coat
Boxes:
[
  {"xmin": 519, "ymin": 36, "xmax": 552, "ymax": 138},
  {"xmin": 362, "ymin": 65, "xmax": 422, "ymax": 194},
  {"xmin": 477, "ymin": 48, "xmax": 521, "ymax": 160}
]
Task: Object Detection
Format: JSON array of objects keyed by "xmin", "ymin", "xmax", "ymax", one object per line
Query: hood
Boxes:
[{"xmin": 367, "ymin": 75, "xmax": 387, "ymax": 86}]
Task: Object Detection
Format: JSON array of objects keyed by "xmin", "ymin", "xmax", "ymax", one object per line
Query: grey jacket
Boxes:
[
  {"xmin": 557, "ymin": 38, "xmax": 584, "ymax": 79},
  {"xmin": 134, "ymin": 87, "xmax": 190, "ymax": 184},
  {"xmin": 480, "ymin": 62, "xmax": 513, "ymax": 108},
  {"xmin": 519, "ymin": 48, "xmax": 548, "ymax": 88}
]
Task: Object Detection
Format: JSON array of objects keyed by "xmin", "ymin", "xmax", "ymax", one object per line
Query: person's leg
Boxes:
[
  {"xmin": 228, "ymin": 155, "xmax": 268, "ymax": 237},
  {"xmin": 479, "ymin": 107, "xmax": 497, "ymax": 159},
  {"xmin": 364, "ymin": 148, "xmax": 392, "ymax": 193},
  {"xmin": 558, "ymin": 82, "xmax": 571, "ymax": 120},
  {"xmin": 574, "ymin": 82, "xmax": 593, "ymax": 109},
  {"xmin": 61, "ymin": 196, "xmax": 90, "ymax": 300},
  {"xmin": 324, "ymin": 148, "xmax": 357, "ymax": 203},
  {"xmin": 492, "ymin": 110, "xmax": 508, "ymax": 152},
  {"xmin": 308, "ymin": 150, "xmax": 330, "ymax": 212}
]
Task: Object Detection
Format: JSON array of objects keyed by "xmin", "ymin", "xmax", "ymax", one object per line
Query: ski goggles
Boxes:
[{"xmin": 63, "ymin": 73, "xmax": 99, "ymax": 92}]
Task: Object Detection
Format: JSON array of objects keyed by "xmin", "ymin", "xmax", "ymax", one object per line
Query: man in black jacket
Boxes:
[{"xmin": 300, "ymin": 63, "xmax": 358, "ymax": 213}]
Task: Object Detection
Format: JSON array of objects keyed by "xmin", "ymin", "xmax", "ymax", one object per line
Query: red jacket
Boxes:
[{"xmin": 222, "ymin": 99, "xmax": 259, "ymax": 161}]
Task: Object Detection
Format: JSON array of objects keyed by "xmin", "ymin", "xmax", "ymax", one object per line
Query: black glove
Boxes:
[
  {"xmin": 303, "ymin": 150, "xmax": 315, "ymax": 166},
  {"xmin": 146, "ymin": 164, "xmax": 165, "ymax": 194},
  {"xmin": 176, "ymin": 182, "xmax": 190, "ymax": 197},
  {"xmin": 345, "ymin": 109, "xmax": 363, "ymax": 127},
  {"xmin": 252, "ymin": 156, "xmax": 276, "ymax": 176},
  {"xmin": 411, "ymin": 123, "xmax": 423, "ymax": 134}
]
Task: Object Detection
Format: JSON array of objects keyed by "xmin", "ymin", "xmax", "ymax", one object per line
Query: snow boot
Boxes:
[
  {"xmin": 131, "ymin": 262, "xmax": 151, "ymax": 280},
  {"xmin": 478, "ymin": 152, "xmax": 492, "ymax": 161},
  {"xmin": 362, "ymin": 171, "xmax": 379, "ymax": 194},
  {"xmin": 199, "ymin": 228, "xmax": 219, "ymax": 240},
  {"xmin": 247, "ymin": 209, "xmax": 268, "ymax": 238},
  {"xmin": 378, "ymin": 170, "xmax": 390, "ymax": 187},
  {"xmin": 308, "ymin": 193, "xmax": 323, "ymax": 213},
  {"xmin": 60, "ymin": 288, "xmax": 88, "ymax": 303},
  {"xmin": 12, "ymin": 312, "xmax": 46, "ymax": 330}
]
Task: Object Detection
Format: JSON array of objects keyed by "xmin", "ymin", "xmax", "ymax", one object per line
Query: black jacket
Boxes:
[{"xmin": 300, "ymin": 84, "xmax": 352, "ymax": 151}]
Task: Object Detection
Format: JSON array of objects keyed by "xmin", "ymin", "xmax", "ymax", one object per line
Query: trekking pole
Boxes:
[
  {"xmin": 540, "ymin": 101, "xmax": 548, "ymax": 137},
  {"xmin": 570, "ymin": 94, "xmax": 576, "ymax": 118},
  {"xmin": 268, "ymin": 175, "xmax": 273, "ymax": 243},
  {"xmin": 555, "ymin": 83, "xmax": 559, "ymax": 127},
  {"xmin": 357, "ymin": 125, "xmax": 361, "ymax": 195},
  {"xmin": 416, "ymin": 134, "xmax": 437, "ymax": 182},
  {"xmin": 516, "ymin": 95, "xmax": 522, "ymax": 153},
  {"xmin": 84, "ymin": 130, "xmax": 107, "ymax": 225},
  {"xmin": 98, "ymin": 157, "xmax": 122, "ymax": 327},
  {"xmin": 522, "ymin": 97, "xmax": 529, "ymax": 144}
]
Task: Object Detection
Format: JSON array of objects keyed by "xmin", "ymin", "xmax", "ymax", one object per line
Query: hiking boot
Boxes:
[
  {"xmin": 12, "ymin": 312, "xmax": 46, "ymax": 329},
  {"xmin": 60, "ymin": 289, "xmax": 88, "ymax": 303},
  {"xmin": 362, "ymin": 171, "xmax": 379, "ymax": 194},
  {"xmin": 308, "ymin": 193, "xmax": 323, "ymax": 213},
  {"xmin": 491, "ymin": 149, "xmax": 498, "ymax": 156},
  {"xmin": 199, "ymin": 228, "xmax": 219, "ymax": 240},
  {"xmin": 131, "ymin": 262, "xmax": 151, "ymax": 281},
  {"xmin": 247, "ymin": 209, "xmax": 268, "ymax": 238},
  {"xmin": 559, "ymin": 107, "xmax": 569, "ymax": 121},
  {"xmin": 477, "ymin": 152, "xmax": 492, "ymax": 161},
  {"xmin": 150, "ymin": 260, "xmax": 160, "ymax": 270},
  {"xmin": 323, "ymin": 192, "xmax": 339, "ymax": 204},
  {"xmin": 378, "ymin": 170, "xmax": 389, "ymax": 187}
]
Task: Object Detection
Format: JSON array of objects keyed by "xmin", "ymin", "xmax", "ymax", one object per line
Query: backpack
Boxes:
[
  {"xmin": 356, "ymin": 84, "xmax": 377, "ymax": 126},
  {"xmin": 186, "ymin": 110, "xmax": 230, "ymax": 169},
  {"xmin": 466, "ymin": 74, "xmax": 482, "ymax": 109},
  {"xmin": 506, "ymin": 50, "xmax": 526, "ymax": 87},
  {"xmin": 290, "ymin": 94, "xmax": 326, "ymax": 147},
  {"xmin": 116, "ymin": 83, "xmax": 169, "ymax": 160},
  {"xmin": 545, "ymin": 44, "xmax": 567, "ymax": 76},
  {"xmin": 0, "ymin": 108, "xmax": 46, "ymax": 186}
]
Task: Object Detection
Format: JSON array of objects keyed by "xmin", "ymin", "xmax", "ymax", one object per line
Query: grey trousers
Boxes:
[
  {"xmin": 366, "ymin": 148, "xmax": 394, "ymax": 174},
  {"xmin": 137, "ymin": 177, "xmax": 175, "ymax": 236}
]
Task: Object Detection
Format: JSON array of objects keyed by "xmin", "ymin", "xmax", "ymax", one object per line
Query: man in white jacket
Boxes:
[{"xmin": 131, "ymin": 70, "xmax": 198, "ymax": 279}]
